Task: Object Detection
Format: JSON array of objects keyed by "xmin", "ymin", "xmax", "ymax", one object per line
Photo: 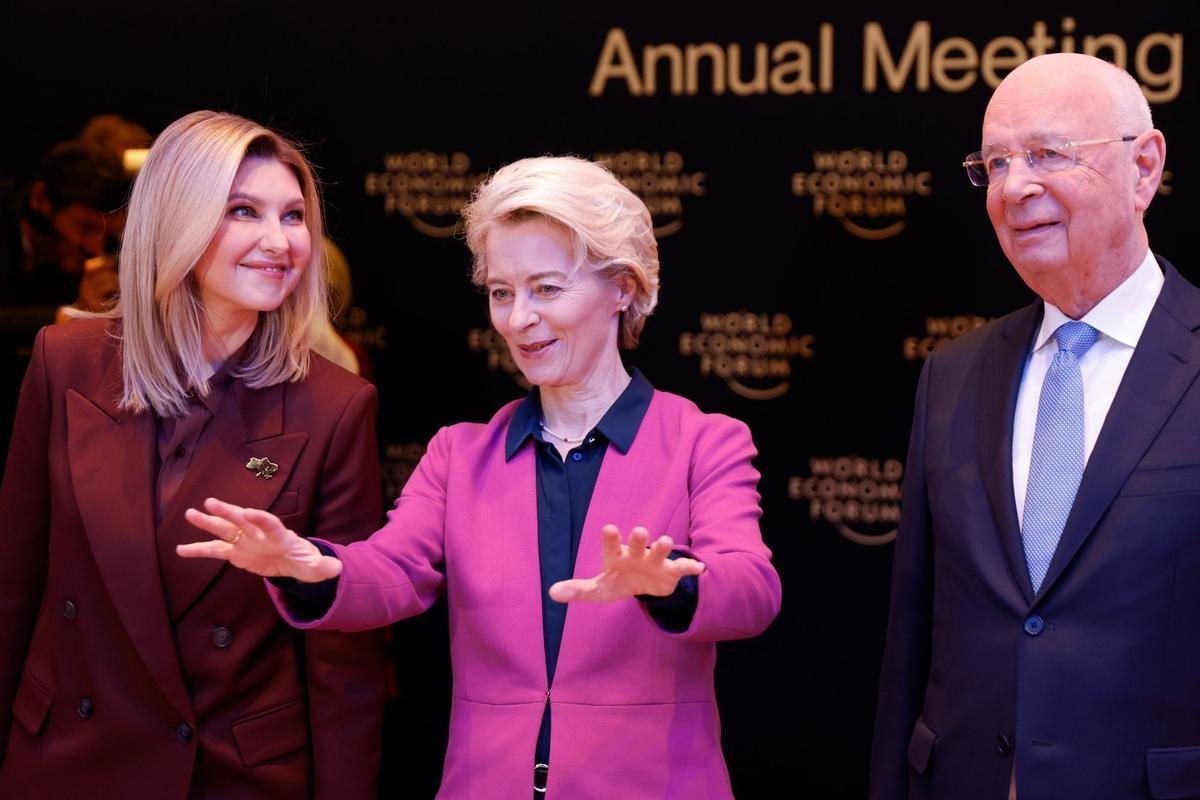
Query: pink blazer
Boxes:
[{"xmin": 269, "ymin": 388, "xmax": 782, "ymax": 799}]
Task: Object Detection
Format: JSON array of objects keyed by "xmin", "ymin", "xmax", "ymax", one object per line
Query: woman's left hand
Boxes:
[{"xmin": 548, "ymin": 524, "xmax": 705, "ymax": 603}]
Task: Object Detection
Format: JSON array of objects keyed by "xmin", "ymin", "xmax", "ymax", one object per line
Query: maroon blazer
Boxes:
[{"xmin": 0, "ymin": 319, "xmax": 386, "ymax": 799}]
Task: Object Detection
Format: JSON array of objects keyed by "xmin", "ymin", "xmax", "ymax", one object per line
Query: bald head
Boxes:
[{"xmin": 987, "ymin": 54, "xmax": 1152, "ymax": 139}]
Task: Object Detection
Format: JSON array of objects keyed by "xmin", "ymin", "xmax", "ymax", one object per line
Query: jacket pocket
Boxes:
[
  {"xmin": 11, "ymin": 671, "xmax": 53, "ymax": 736},
  {"xmin": 907, "ymin": 715, "xmax": 938, "ymax": 775},
  {"xmin": 231, "ymin": 698, "xmax": 309, "ymax": 766},
  {"xmin": 1146, "ymin": 745, "xmax": 1200, "ymax": 799},
  {"xmin": 272, "ymin": 490, "xmax": 299, "ymax": 517},
  {"xmin": 1120, "ymin": 465, "xmax": 1200, "ymax": 497}
]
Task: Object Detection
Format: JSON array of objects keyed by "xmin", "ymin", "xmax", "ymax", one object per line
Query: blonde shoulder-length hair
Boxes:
[
  {"xmin": 109, "ymin": 110, "xmax": 327, "ymax": 417},
  {"xmin": 461, "ymin": 156, "xmax": 660, "ymax": 349}
]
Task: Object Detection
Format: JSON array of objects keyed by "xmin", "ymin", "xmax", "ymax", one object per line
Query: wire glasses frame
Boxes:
[{"xmin": 962, "ymin": 135, "xmax": 1137, "ymax": 187}]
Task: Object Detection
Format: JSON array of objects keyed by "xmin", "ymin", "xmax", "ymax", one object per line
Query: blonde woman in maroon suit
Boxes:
[{"xmin": 0, "ymin": 111, "xmax": 386, "ymax": 799}]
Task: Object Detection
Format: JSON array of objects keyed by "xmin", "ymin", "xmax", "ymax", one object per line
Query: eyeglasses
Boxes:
[{"xmin": 962, "ymin": 135, "xmax": 1137, "ymax": 187}]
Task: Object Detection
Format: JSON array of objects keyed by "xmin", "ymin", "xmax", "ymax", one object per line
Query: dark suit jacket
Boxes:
[
  {"xmin": 0, "ymin": 318, "xmax": 386, "ymax": 799},
  {"xmin": 871, "ymin": 257, "xmax": 1200, "ymax": 800}
]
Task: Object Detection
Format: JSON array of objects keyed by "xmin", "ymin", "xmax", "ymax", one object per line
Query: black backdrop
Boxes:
[{"xmin": 4, "ymin": 2, "xmax": 1195, "ymax": 797}]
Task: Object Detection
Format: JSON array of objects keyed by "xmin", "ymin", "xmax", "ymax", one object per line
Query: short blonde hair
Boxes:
[
  {"xmin": 111, "ymin": 110, "xmax": 327, "ymax": 417},
  {"xmin": 461, "ymin": 156, "xmax": 660, "ymax": 348}
]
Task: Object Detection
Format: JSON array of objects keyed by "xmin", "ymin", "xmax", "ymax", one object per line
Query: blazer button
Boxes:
[
  {"xmin": 77, "ymin": 697, "xmax": 94, "ymax": 719},
  {"xmin": 211, "ymin": 626, "xmax": 233, "ymax": 648},
  {"xmin": 996, "ymin": 734, "xmax": 1012, "ymax": 754},
  {"xmin": 63, "ymin": 600, "xmax": 78, "ymax": 620},
  {"xmin": 1023, "ymin": 615, "xmax": 1045, "ymax": 636},
  {"xmin": 176, "ymin": 722, "xmax": 194, "ymax": 744}
]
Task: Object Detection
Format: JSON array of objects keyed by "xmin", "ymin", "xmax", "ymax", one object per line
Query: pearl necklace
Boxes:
[{"xmin": 539, "ymin": 420, "xmax": 589, "ymax": 443}]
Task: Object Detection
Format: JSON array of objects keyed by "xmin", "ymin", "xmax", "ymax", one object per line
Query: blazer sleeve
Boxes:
[
  {"xmin": 300, "ymin": 382, "xmax": 388, "ymax": 800},
  {"xmin": 869, "ymin": 355, "xmax": 936, "ymax": 800},
  {"xmin": 660, "ymin": 413, "xmax": 782, "ymax": 642},
  {"xmin": 267, "ymin": 424, "xmax": 450, "ymax": 632},
  {"xmin": 0, "ymin": 328, "xmax": 52, "ymax": 764}
]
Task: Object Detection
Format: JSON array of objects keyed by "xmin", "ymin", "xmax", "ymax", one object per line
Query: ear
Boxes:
[
  {"xmin": 28, "ymin": 181, "xmax": 53, "ymax": 215},
  {"xmin": 612, "ymin": 271, "xmax": 636, "ymax": 312},
  {"xmin": 1132, "ymin": 129, "xmax": 1166, "ymax": 214}
]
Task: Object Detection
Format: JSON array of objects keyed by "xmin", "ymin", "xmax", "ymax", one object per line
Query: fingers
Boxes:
[
  {"xmin": 175, "ymin": 540, "xmax": 234, "ymax": 561},
  {"xmin": 312, "ymin": 555, "xmax": 345, "ymax": 582},
  {"xmin": 647, "ymin": 535, "xmax": 674, "ymax": 561},
  {"xmin": 600, "ymin": 525, "xmax": 622, "ymax": 563},
  {"xmin": 202, "ymin": 497, "xmax": 255, "ymax": 533},
  {"xmin": 627, "ymin": 526, "xmax": 650, "ymax": 551},
  {"xmin": 549, "ymin": 577, "xmax": 597, "ymax": 603},
  {"xmin": 670, "ymin": 556, "xmax": 706, "ymax": 577},
  {"xmin": 242, "ymin": 506, "xmax": 291, "ymax": 539},
  {"xmin": 184, "ymin": 506, "xmax": 242, "ymax": 543}
]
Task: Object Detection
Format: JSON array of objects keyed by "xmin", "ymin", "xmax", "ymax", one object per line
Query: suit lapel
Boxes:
[
  {"xmin": 977, "ymin": 302, "xmax": 1042, "ymax": 605},
  {"xmin": 556, "ymin": 395, "xmax": 657, "ymax": 677},
  {"xmin": 67, "ymin": 351, "xmax": 192, "ymax": 719},
  {"xmin": 497, "ymin": 441, "xmax": 551, "ymax": 684},
  {"xmin": 1038, "ymin": 262, "xmax": 1200, "ymax": 599},
  {"xmin": 156, "ymin": 379, "xmax": 307, "ymax": 620}
]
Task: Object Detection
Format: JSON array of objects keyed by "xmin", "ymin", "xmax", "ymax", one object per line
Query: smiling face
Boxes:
[
  {"xmin": 193, "ymin": 156, "xmax": 310, "ymax": 334},
  {"xmin": 485, "ymin": 216, "xmax": 627, "ymax": 391},
  {"xmin": 982, "ymin": 62, "xmax": 1145, "ymax": 307}
]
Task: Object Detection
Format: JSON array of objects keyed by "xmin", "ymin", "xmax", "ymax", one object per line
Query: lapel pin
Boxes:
[{"xmin": 246, "ymin": 456, "xmax": 279, "ymax": 479}]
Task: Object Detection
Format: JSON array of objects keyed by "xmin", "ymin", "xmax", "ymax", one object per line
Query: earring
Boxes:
[{"xmin": 620, "ymin": 305, "xmax": 628, "ymax": 312}]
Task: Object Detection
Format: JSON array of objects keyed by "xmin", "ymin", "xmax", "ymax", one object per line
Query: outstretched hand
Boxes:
[
  {"xmin": 548, "ymin": 524, "xmax": 704, "ymax": 603},
  {"xmin": 177, "ymin": 497, "xmax": 342, "ymax": 583}
]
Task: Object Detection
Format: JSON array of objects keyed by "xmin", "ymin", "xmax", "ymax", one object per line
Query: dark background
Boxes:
[{"xmin": 3, "ymin": 2, "xmax": 1194, "ymax": 796}]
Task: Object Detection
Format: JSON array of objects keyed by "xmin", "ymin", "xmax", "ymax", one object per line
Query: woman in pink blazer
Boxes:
[{"xmin": 181, "ymin": 156, "xmax": 783, "ymax": 799}]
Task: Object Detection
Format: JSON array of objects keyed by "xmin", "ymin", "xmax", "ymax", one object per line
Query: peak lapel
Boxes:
[
  {"xmin": 976, "ymin": 303, "xmax": 1042, "ymax": 605},
  {"xmin": 156, "ymin": 379, "xmax": 308, "ymax": 621},
  {"xmin": 1038, "ymin": 269, "xmax": 1200, "ymax": 599},
  {"xmin": 67, "ymin": 353, "xmax": 192, "ymax": 719}
]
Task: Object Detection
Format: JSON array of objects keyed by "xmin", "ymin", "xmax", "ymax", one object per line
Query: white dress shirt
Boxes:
[{"xmin": 1012, "ymin": 250, "xmax": 1163, "ymax": 527}]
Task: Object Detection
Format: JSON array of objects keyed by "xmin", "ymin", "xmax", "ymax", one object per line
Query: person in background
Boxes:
[
  {"xmin": 0, "ymin": 139, "xmax": 130, "ymax": 462},
  {"xmin": 79, "ymin": 113, "xmax": 152, "ymax": 172},
  {"xmin": 0, "ymin": 110, "xmax": 386, "ymax": 799},
  {"xmin": 180, "ymin": 155, "xmax": 783, "ymax": 798}
]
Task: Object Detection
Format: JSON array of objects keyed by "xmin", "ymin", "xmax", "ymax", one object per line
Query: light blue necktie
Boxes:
[{"xmin": 1021, "ymin": 321, "xmax": 1101, "ymax": 593}]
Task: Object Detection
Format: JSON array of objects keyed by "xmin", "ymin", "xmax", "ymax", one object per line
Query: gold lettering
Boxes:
[
  {"xmin": 589, "ymin": 28, "xmax": 644, "ymax": 96},
  {"xmin": 728, "ymin": 43, "xmax": 769, "ymax": 95},
  {"xmin": 1061, "ymin": 16, "xmax": 1076, "ymax": 54},
  {"xmin": 769, "ymin": 41, "xmax": 814, "ymax": 95},
  {"xmin": 643, "ymin": 43, "xmax": 684, "ymax": 95},
  {"xmin": 686, "ymin": 43, "xmax": 726, "ymax": 95},
  {"xmin": 931, "ymin": 36, "xmax": 978, "ymax": 92},
  {"xmin": 1026, "ymin": 21, "xmax": 1055, "ymax": 57},
  {"xmin": 863, "ymin": 20, "xmax": 931, "ymax": 92},
  {"xmin": 980, "ymin": 36, "xmax": 1028, "ymax": 87},
  {"xmin": 1082, "ymin": 34, "xmax": 1127, "ymax": 68},
  {"xmin": 820, "ymin": 23, "xmax": 834, "ymax": 92},
  {"xmin": 1136, "ymin": 32, "xmax": 1183, "ymax": 104}
]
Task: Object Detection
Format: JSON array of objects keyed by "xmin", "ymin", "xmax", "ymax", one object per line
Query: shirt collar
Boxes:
[
  {"xmin": 192, "ymin": 349, "xmax": 243, "ymax": 416},
  {"xmin": 1032, "ymin": 249, "xmax": 1163, "ymax": 354},
  {"xmin": 504, "ymin": 368, "xmax": 655, "ymax": 460}
]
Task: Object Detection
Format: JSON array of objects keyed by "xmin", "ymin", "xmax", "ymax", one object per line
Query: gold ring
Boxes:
[{"xmin": 229, "ymin": 529, "xmax": 243, "ymax": 545}]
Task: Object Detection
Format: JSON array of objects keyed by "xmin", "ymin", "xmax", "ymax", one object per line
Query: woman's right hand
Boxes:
[{"xmin": 177, "ymin": 497, "xmax": 343, "ymax": 583}]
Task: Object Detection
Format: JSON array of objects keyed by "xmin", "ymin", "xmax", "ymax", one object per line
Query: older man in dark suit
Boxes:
[{"xmin": 870, "ymin": 53, "xmax": 1198, "ymax": 800}]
